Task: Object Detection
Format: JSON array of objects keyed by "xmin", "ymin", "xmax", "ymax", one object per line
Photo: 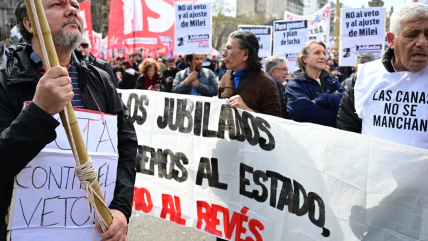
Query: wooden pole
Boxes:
[
  {"xmin": 332, "ymin": 0, "xmax": 340, "ymax": 56},
  {"xmin": 24, "ymin": 0, "xmax": 113, "ymax": 227}
]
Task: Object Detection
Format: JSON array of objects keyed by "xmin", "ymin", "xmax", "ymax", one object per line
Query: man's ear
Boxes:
[
  {"xmin": 243, "ymin": 49, "xmax": 249, "ymax": 62},
  {"xmin": 23, "ymin": 17, "xmax": 34, "ymax": 34},
  {"xmin": 386, "ymin": 32, "xmax": 395, "ymax": 50}
]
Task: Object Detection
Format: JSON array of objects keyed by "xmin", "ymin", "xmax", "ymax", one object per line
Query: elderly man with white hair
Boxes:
[
  {"xmin": 265, "ymin": 56, "xmax": 289, "ymax": 118},
  {"xmin": 337, "ymin": 2, "xmax": 428, "ymax": 150},
  {"xmin": 79, "ymin": 36, "xmax": 118, "ymax": 87}
]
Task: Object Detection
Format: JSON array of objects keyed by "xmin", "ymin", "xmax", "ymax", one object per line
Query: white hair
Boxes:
[
  {"xmin": 390, "ymin": 3, "xmax": 428, "ymax": 36},
  {"xmin": 265, "ymin": 56, "xmax": 286, "ymax": 73},
  {"xmin": 81, "ymin": 35, "xmax": 91, "ymax": 49}
]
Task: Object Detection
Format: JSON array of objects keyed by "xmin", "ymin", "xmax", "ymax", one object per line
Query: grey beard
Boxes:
[{"xmin": 52, "ymin": 28, "xmax": 83, "ymax": 54}]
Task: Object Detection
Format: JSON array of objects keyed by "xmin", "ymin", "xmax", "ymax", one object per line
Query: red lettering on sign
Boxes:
[
  {"xmin": 132, "ymin": 187, "xmax": 153, "ymax": 213},
  {"xmin": 160, "ymin": 194, "xmax": 186, "ymax": 225}
]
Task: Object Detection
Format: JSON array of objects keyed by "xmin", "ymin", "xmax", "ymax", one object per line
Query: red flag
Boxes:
[
  {"xmin": 92, "ymin": 31, "xmax": 102, "ymax": 59},
  {"xmin": 79, "ymin": 1, "xmax": 94, "ymax": 51},
  {"xmin": 108, "ymin": 0, "xmax": 175, "ymax": 51}
]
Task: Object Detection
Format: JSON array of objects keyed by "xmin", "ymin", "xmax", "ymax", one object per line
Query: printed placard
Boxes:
[
  {"xmin": 340, "ymin": 8, "xmax": 386, "ymax": 66},
  {"xmin": 175, "ymin": 2, "xmax": 212, "ymax": 54},
  {"xmin": 273, "ymin": 20, "xmax": 308, "ymax": 72},
  {"xmin": 238, "ymin": 25, "xmax": 272, "ymax": 58}
]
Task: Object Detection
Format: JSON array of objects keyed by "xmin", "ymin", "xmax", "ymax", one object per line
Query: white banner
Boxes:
[
  {"xmin": 92, "ymin": 31, "xmax": 103, "ymax": 59},
  {"xmin": 339, "ymin": 8, "xmax": 386, "ymax": 66},
  {"xmin": 174, "ymin": 2, "xmax": 212, "ymax": 54},
  {"xmin": 273, "ymin": 20, "xmax": 308, "ymax": 73},
  {"xmin": 284, "ymin": 3, "xmax": 331, "ymax": 49},
  {"xmin": 238, "ymin": 25, "xmax": 272, "ymax": 58},
  {"xmin": 118, "ymin": 89, "xmax": 428, "ymax": 241},
  {"xmin": 8, "ymin": 110, "xmax": 118, "ymax": 241}
]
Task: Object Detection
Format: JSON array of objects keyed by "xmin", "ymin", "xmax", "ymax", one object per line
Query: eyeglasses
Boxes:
[
  {"xmin": 275, "ymin": 67, "xmax": 289, "ymax": 72},
  {"xmin": 80, "ymin": 43, "xmax": 89, "ymax": 49},
  {"xmin": 222, "ymin": 48, "xmax": 240, "ymax": 54}
]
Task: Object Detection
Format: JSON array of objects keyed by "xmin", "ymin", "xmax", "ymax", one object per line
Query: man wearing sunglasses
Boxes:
[{"xmin": 79, "ymin": 36, "xmax": 118, "ymax": 87}]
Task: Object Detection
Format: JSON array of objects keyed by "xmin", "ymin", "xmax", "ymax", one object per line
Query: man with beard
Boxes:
[
  {"xmin": 79, "ymin": 36, "xmax": 118, "ymax": 87},
  {"xmin": 0, "ymin": 1, "xmax": 137, "ymax": 241},
  {"xmin": 172, "ymin": 54, "xmax": 218, "ymax": 96}
]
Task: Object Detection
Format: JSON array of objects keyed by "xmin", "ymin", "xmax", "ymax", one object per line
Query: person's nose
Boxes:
[
  {"xmin": 415, "ymin": 32, "xmax": 428, "ymax": 49},
  {"xmin": 65, "ymin": 1, "xmax": 79, "ymax": 18}
]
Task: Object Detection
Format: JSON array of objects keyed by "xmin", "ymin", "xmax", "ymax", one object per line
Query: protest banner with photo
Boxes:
[
  {"xmin": 273, "ymin": 20, "xmax": 308, "ymax": 73},
  {"xmin": 284, "ymin": 3, "xmax": 331, "ymax": 49},
  {"xmin": 117, "ymin": 89, "xmax": 428, "ymax": 241},
  {"xmin": 340, "ymin": 8, "xmax": 386, "ymax": 66},
  {"xmin": 238, "ymin": 25, "xmax": 272, "ymax": 58},
  {"xmin": 174, "ymin": 2, "xmax": 212, "ymax": 54},
  {"xmin": 7, "ymin": 110, "xmax": 118, "ymax": 241}
]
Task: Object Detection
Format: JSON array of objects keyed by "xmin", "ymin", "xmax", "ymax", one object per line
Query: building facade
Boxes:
[
  {"xmin": 237, "ymin": 0, "xmax": 304, "ymax": 19},
  {"xmin": 0, "ymin": 0, "xmax": 16, "ymax": 40}
]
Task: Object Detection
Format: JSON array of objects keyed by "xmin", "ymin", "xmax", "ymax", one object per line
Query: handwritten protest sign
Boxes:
[
  {"xmin": 174, "ymin": 2, "xmax": 211, "ymax": 54},
  {"xmin": 8, "ymin": 109, "xmax": 118, "ymax": 241},
  {"xmin": 340, "ymin": 8, "xmax": 386, "ymax": 66},
  {"xmin": 238, "ymin": 25, "xmax": 272, "ymax": 58},
  {"xmin": 118, "ymin": 89, "xmax": 428, "ymax": 241},
  {"xmin": 273, "ymin": 20, "xmax": 308, "ymax": 72}
]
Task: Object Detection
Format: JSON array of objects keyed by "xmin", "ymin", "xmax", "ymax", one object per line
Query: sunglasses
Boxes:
[{"xmin": 80, "ymin": 43, "xmax": 89, "ymax": 49}]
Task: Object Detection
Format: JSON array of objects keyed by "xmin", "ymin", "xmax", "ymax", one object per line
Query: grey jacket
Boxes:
[{"xmin": 172, "ymin": 67, "xmax": 218, "ymax": 97}]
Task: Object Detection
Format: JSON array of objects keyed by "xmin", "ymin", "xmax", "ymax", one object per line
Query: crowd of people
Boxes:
[{"xmin": 1, "ymin": 1, "xmax": 428, "ymax": 241}]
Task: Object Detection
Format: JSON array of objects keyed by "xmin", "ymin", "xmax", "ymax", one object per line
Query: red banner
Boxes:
[
  {"xmin": 108, "ymin": 0, "xmax": 175, "ymax": 53},
  {"xmin": 92, "ymin": 31, "xmax": 102, "ymax": 59},
  {"xmin": 79, "ymin": 0, "xmax": 94, "ymax": 52}
]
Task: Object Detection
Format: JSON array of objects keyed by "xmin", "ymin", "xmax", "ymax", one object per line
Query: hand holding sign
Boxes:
[{"xmin": 229, "ymin": 95, "xmax": 253, "ymax": 112}]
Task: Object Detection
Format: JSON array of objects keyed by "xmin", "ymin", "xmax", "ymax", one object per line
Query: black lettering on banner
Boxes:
[
  {"xmin": 173, "ymin": 152, "xmax": 189, "ymax": 183},
  {"xmin": 194, "ymin": 101, "xmax": 203, "ymax": 136},
  {"xmin": 168, "ymin": 98, "xmax": 179, "ymax": 131},
  {"xmin": 41, "ymin": 196, "xmax": 60, "ymax": 227},
  {"xmin": 162, "ymin": 149, "xmax": 176, "ymax": 180},
  {"xmin": 157, "ymin": 97, "xmax": 170, "ymax": 129},
  {"xmin": 196, "ymin": 158, "xmax": 228, "ymax": 190},
  {"xmin": 32, "ymin": 166, "xmax": 48, "ymax": 189},
  {"xmin": 217, "ymin": 104, "xmax": 236, "ymax": 140},
  {"xmin": 202, "ymin": 102, "xmax": 218, "ymax": 137},
  {"xmin": 238, "ymin": 163, "xmax": 330, "ymax": 237},
  {"xmin": 178, "ymin": 99, "xmax": 194, "ymax": 133},
  {"xmin": 256, "ymin": 117, "xmax": 275, "ymax": 151},
  {"xmin": 293, "ymin": 180, "xmax": 308, "ymax": 216},
  {"xmin": 234, "ymin": 109, "xmax": 246, "ymax": 142},
  {"xmin": 253, "ymin": 170, "xmax": 268, "ymax": 203},
  {"xmin": 242, "ymin": 112, "xmax": 260, "ymax": 146},
  {"xmin": 127, "ymin": 93, "xmax": 148, "ymax": 125},
  {"xmin": 308, "ymin": 192, "xmax": 326, "ymax": 227},
  {"xmin": 136, "ymin": 145, "xmax": 189, "ymax": 183},
  {"xmin": 239, "ymin": 163, "xmax": 254, "ymax": 199}
]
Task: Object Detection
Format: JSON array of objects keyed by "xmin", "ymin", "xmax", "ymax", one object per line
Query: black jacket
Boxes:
[
  {"xmin": 337, "ymin": 48, "xmax": 396, "ymax": 133},
  {"xmin": 119, "ymin": 69, "xmax": 139, "ymax": 89},
  {"xmin": 0, "ymin": 44, "xmax": 137, "ymax": 239},
  {"xmin": 135, "ymin": 73, "xmax": 170, "ymax": 92},
  {"xmin": 88, "ymin": 53, "xmax": 118, "ymax": 87}
]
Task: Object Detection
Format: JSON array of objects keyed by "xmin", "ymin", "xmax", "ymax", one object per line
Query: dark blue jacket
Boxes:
[{"xmin": 285, "ymin": 69, "xmax": 345, "ymax": 128}]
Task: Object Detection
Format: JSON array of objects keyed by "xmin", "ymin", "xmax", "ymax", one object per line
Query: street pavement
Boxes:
[{"xmin": 128, "ymin": 212, "xmax": 216, "ymax": 241}]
